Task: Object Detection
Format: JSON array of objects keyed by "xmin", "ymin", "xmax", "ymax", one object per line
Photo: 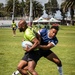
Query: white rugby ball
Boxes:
[{"xmin": 22, "ymin": 41, "xmax": 33, "ymax": 48}]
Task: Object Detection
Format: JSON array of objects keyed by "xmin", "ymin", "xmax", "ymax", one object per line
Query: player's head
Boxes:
[
  {"xmin": 18, "ymin": 19, "xmax": 27, "ymax": 32},
  {"xmin": 49, "ymin": 26, "xmax": 59, "ymax": 38},
  {"xmin": 51, "ymin": 25, "xmax": 59, "ymax": 31}
]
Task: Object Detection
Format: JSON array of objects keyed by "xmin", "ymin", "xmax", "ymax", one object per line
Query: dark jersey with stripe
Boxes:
[{"xmin": 38, "ymin": 28, "xmax": 58, "ymax": 46}]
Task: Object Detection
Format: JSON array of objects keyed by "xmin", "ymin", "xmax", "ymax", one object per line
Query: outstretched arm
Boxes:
[{"xmin": 39, "ymin": 42, "xmax": 55, "ymax": 50}]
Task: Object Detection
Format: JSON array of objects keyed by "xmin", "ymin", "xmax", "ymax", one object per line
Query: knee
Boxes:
[
  {"xmin": 53, "ymin": 58, "xmax": 62, "ymax": 66},
  {"xmin": 28, "ymin": 67, "xmax": 33, "ymax": 73},
  {"xmin": 17, "ymin": 65, "xmax": 22, "ymax": 71},
  {"xmin": 28, "ymin": 67, "xmax": 35, "ymax": 75},
  {"xmin": 55, "ymin": 59, "xmax": 62, "ymax": 66}
]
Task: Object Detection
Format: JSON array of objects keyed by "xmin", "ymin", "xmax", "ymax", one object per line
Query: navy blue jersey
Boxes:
[{"xmin": 38, "ymin": 28, "xmax": 58, "ymax": 46}]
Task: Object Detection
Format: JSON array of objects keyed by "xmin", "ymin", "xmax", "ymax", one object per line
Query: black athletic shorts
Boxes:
[
  {"xmin": 22, "ymin": 50, "xmax": 41, "ymax": 63},
  {"xmin": 39, "ymin": 49, "xmax": 53, "ymax": 57},
  {"xmin": 12, "ymin": 27, "xmax": 16, "ymax": 30}
]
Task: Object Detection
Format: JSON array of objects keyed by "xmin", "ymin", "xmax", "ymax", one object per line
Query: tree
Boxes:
[
  {"xmin": 0, "ymin": 3, "xmax": 4, "ymax": 17},
  {"xmin": 61, "ymin": 0, "xmax": 75, "ymax": 25},
  {"xmin": 60, "ymin": 2, "xmax": 67, "ymax": 25},
  {"xmin": 0, "ymin": 0, "xmax": 43, "ymax": 19},
  {"xmin": 21, "ymin": 0, "xmax": 25, "ymax": 17},
  {"xmin": 33, "ymin": 0, "xmax": 43, "ymax": 19},
  {"xmin": 45, "ymin": 0, "xmax": 59, "ymax": 17},
  {"xmin": 5, "ymin": 0, "xmax": 23, "ymax": 17},
  {"xmin": 25, "ymin": 0, "xmax": 43, "ymax": 19},
  {"xmin": 0, "ymin": 3, "xmax": 4, "ymax": 9}
]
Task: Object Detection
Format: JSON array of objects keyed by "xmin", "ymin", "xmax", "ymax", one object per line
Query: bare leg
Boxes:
[
  {"xmin": 46, "ymin": 52, "xmax": 62, "ymax": 66},
  {"xmin": 46, "ymin": 52, "xmax": 63, "ymax": 75},
  {"xmin": 17, "ymin": 60, "xmax": 29, "ymax": 75},
  {"xmin": 28, "ymin": 61, "xmax": 38, "ymax": 75},
  {"xmin": 13, "ymin": 30, "xmax": 16, "ymax": 36}
]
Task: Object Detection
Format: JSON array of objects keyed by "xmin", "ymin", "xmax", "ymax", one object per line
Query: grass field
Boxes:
[{"xmin": 0, "ymin": 25, "xmax": 75, "ymax": 75}]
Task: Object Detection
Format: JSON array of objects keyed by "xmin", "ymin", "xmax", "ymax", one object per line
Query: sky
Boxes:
[{"xmin": 0, "ymin": 0, "xmax": 63, "ymax": 5}]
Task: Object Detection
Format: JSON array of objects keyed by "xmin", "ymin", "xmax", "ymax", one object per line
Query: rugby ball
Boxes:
[{"xmin": 22, "ymin": 41, "xmax": 33, "ymax": 48}]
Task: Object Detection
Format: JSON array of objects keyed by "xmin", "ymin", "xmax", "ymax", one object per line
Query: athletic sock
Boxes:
[
  {"xmin": 15, "ymin": 70, "xmax": 19, "ymax": 74},
  {"xmin": 57, "ymin": 66, "xmax": 63, "ymax": 75}
]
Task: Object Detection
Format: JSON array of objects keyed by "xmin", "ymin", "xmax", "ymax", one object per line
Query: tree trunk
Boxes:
[{"xmin": 70, "ymin": 7, "xmax": 74, "ymax": 26}]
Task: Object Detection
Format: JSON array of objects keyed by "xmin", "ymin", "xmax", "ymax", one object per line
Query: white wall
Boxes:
[{"xmin": 0, "ymin": 20, "xmax": 20, "ymax": 27}]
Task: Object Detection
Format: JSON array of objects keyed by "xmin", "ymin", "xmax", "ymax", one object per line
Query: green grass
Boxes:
[{"xmin": 0, "ymin": 26, "xmax": 75, "ymax": 75}]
